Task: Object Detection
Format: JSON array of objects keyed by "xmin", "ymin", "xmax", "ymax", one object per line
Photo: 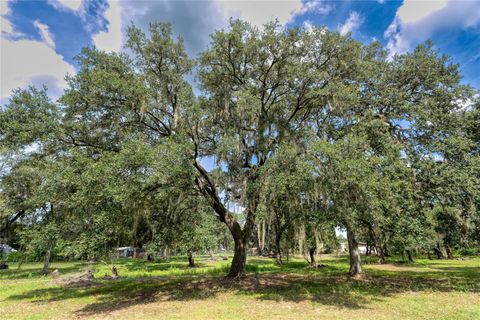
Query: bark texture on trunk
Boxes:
[
  {"xmin": 187, "ymin": 250, "xmax": 195, "ymax": 267},
  {"xmin": 377, "ymin": 247, "xmax": 386, "ymax": 264},
  {"xmin": 383, "ymin": 244, "xmax": 389, "ymax": 257},
  {"xmin": 252, "ymin": 223, "xmax": 263, "ymax": 256},
  {"xmin": 444, "ymin": 243, "xmax": 453, "ymax": 259},
  {"xmin": 314, "ymin": 229, "xmax": 322, "ymax": 255},
  {"xmin": 434, "ymin": 243, "xmax": 444, "ymax": 259},
  {"xmin": 347, "ymin": 227, "xmax": 363, "ymax": 276},
  {"xmin": 228, "ymin": 236, "xmax": 247, "ymax": 277},
  {"xmin": 367, "ymin": 224, "xmax": 384, "ymax": 264},
  {"xmin": 406, "ymin": 250, "xmax": 414, "ymax": 262},
  {"xmin": 260, "ymin": 221, "xmax": 266, "ymax": 254},
  {"xmin": 275, "ymin": 233, "xmax": 282, "ymax": 264},
  {"xmin": 298, "ymin": 225, "xmax": 305, "ymax": 257},
  {"xmin": 309, "ymin": 247, "xmax": 316, "ymax": 266},
  {"xmin": 42, "ymin": 239, "xmax": 54, "ymax": 275}
]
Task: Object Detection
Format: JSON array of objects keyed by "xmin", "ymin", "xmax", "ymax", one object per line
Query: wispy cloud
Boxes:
[
  {"xmin": 339, "ymin": 11, "xmax": 362, "ymax": 36},
  {"xmin": 47, "ymin": 0, "xmax": 83, "ymax": 12},
  {"xmin": 384, "ymin": 0, "xmax": 480, "ymax": 56},
  {"xmin": 92, "ymin": 0, "xmax": 122, "ymax": 52},
  {"xmin": 33, "ymin": 20, "xmax": 55, "ymax": 49}
]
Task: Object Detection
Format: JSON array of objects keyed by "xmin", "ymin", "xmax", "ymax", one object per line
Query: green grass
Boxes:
[{"xmin": 1, "ymin": 255, "xmax": 479, "ymax": 319}]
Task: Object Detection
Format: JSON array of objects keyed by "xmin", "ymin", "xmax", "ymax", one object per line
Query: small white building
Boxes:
[
  {"xmin": 337, "ymin": 241, "xmax": 369, "ymax": 254},
  {"xmin": 116, "ymin": 246, "xmax": 145, "ymax": 258},
  {"xmin": 358, "ymin": 243, "xmax": 368, "ymax": 254}
]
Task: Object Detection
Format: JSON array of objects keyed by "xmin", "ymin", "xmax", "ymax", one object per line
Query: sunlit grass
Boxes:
[{"xmin": 1, "ymin": 254, "xmax": 479, "ymax": 319}]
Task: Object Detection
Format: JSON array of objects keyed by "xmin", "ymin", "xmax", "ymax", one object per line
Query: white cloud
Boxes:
[
  {"xmin": 94, "ymin": 0, "xmax": 333, "ymax": 57},
  {"xmin": 295, "ymin": 0, "xmax": 333, "ymax": 16},
  {"xmin": 1, "ymin": 38, "xmax": 75, "ymax": 101},
  {"xmin": 33, "ymin": 20, "xmax": 55, "ymax": 49},
  {"xmin": 397, "ymin": 0, "xmax": 447, "ymax": 24},
  {"xmin": 0, "ymin": 1, "xmax": 9, "ymax": 16},
  {"xmin": 1, "ymin": 3, "xmax": 75, "ymax": 101},
  {"xmin": 48, "ymin": 0, "xmax": 83, "ymax": 12},
  {"xmin": 58, "ymin": 0, "xmax": 82, "ymax": 11},
  {"xmin": 385, "ymin": 0, "xmax": 480, "ymax": 56},
  {"xmin": 92, "ymin": 0, "xmax": 122, "ymax": 52},
  {"xmin": 216, "ymin": 0, "xmax": 333, "ymax": 28},
  {"xmin": 119, "ymin": 0, "xmax": 225, "ymax": 56},
  {"xmin": 1, "ymin": 0, "xmax": 21, "ymax": 38},
  {"xmin": 339, "ymin": 11, "xmax": 362, "ymax": 36},
  {"xmin": 315, "ymin": 1, "xmax": 334, "ymax": 16},
  {"xmin": 217, "ymin": 0, "xmax": 304, "ymax": 27}
]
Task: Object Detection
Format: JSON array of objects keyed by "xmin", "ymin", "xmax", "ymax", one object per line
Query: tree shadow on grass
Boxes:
[
  {"xmin": 5, "ymin": 276, "xmax": 217, "ymax": 316},
  {"xmin": 0, "ymin": 262, "xmax": 87, "ymax": 280},
  {"xmin": 5, "ymin": 274, "xmax": 371, "ymax": 317},
  {"xmin": 5, "ymin": 260, "xmax": 480, "ymax": 317},
  {"xmin": 364, "ymin": 264, "xmax": 480, "ymax": 293},
  {"xmin": 121, "ymin": 259, "xmax": 210, "ymax": 272}
]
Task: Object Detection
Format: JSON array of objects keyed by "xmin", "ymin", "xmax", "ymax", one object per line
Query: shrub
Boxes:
[
  {"xmin": 457, "ymin": 248, "xmax": 479, "ymax": 256},
  {"xmin": 5, "ymin": 251, "xmax": 28, "ymax": 263}
]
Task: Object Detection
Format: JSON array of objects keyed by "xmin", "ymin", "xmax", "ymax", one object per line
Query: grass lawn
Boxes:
[{"xmin": 1, "ymin": 254, "xmax": 479, "ymax": 319}]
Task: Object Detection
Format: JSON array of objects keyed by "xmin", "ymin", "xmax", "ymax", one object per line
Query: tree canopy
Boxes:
[{"xmin": 1, "ymin": 20, "xmax": 478, "ymax": 277}]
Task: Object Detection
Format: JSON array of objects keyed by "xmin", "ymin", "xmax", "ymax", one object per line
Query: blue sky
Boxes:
[{"xmin": 1, "ymin": 0, "xmax": 480, "ymax": 104}]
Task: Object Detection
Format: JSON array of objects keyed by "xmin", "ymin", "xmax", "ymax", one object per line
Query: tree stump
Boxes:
[
  {"xmin": 86, "ymin": 269, "xmax": 95, "ymax": 280},
  {"xmin": 111, "ymin": 265, "xmax": 118, "ymax": 278},
  {"xmin": 51, "ymin": 269, "xmax": 60, "ymax": 279}
]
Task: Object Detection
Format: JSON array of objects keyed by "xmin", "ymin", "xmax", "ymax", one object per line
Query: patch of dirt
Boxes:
[
  {"xmin": 173, "ymin": 274, "xmax": 298, "ymax": 293},
  {"xmin": 349, "ymin": 273, "xmax": 368, "ymax": 281},
  {"xmin": 53, "ymin": 269, "xmax": 97, "ymax": 288}
]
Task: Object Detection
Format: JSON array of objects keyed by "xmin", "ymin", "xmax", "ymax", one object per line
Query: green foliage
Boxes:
[
  {"xmin": 0, "ymin": 87, "xmax": 59, "ymax": 149},
  {"xmin": 0, "ymin": 20, "xmax": 478, "ymax": 274},
  {"xmin": 17, "ymin": 221, "xmax": 59, "ymax": 261}
]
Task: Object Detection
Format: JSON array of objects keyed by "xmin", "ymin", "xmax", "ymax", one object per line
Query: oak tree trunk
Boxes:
[
  {"xmin": 444, "ymin": 243, "xmax": 453, "ymax": 259},
  {"xmin": 42, "ymin": 239, "xmax": 54, "ymax": 275},
  {"xmin": 193, "ymin": 161, "xmax": 257, "ymax": 278},
  {"xmin": 367, "ymin": 224, "xmax": 384, "ymax": 264},
  {"xmin": 253, "ymin": 223, "xmax": 263, "ymax": 256},
  {"xmin": 275, "ymin": 233, "xmax": 282, "ymax": 264},
  {"xmin": 347, "ymin": 227, "xmax": 363, "ymax": 276},
  {"xmin": 383, "ymin": 244, "xmax": 390, "ymax": 257},
  {"xmin": 406, "ymin": 250, "xmax": 414, "ymax": 262},
  {"xmin": 187, "ymin": 250, "xmax": 195, "ymax": 267},
  {"xmin": 228, "ymin": 236, "xmax": 247, "ymax": 278},
  {"xmin": 377, "ymin": 246, "xmax": 386, "ymax": 264},
  {"xmin": 434, "ymin": 243, "xmax": 444, "ymax": 259},
  {"xmin": 309, "ymin": 247, "xmax": 316, "ymax": 266},
  {"xmin": 298, "ymin": 225, "xmax": 305, "ymax": 256},
  {"xmin": 260, "ymin": 221, "xmax": 266, "ymax": 254},
  {"xmin": 314, "ymin": 229, "xmax": 322, "ymax": 254}
]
